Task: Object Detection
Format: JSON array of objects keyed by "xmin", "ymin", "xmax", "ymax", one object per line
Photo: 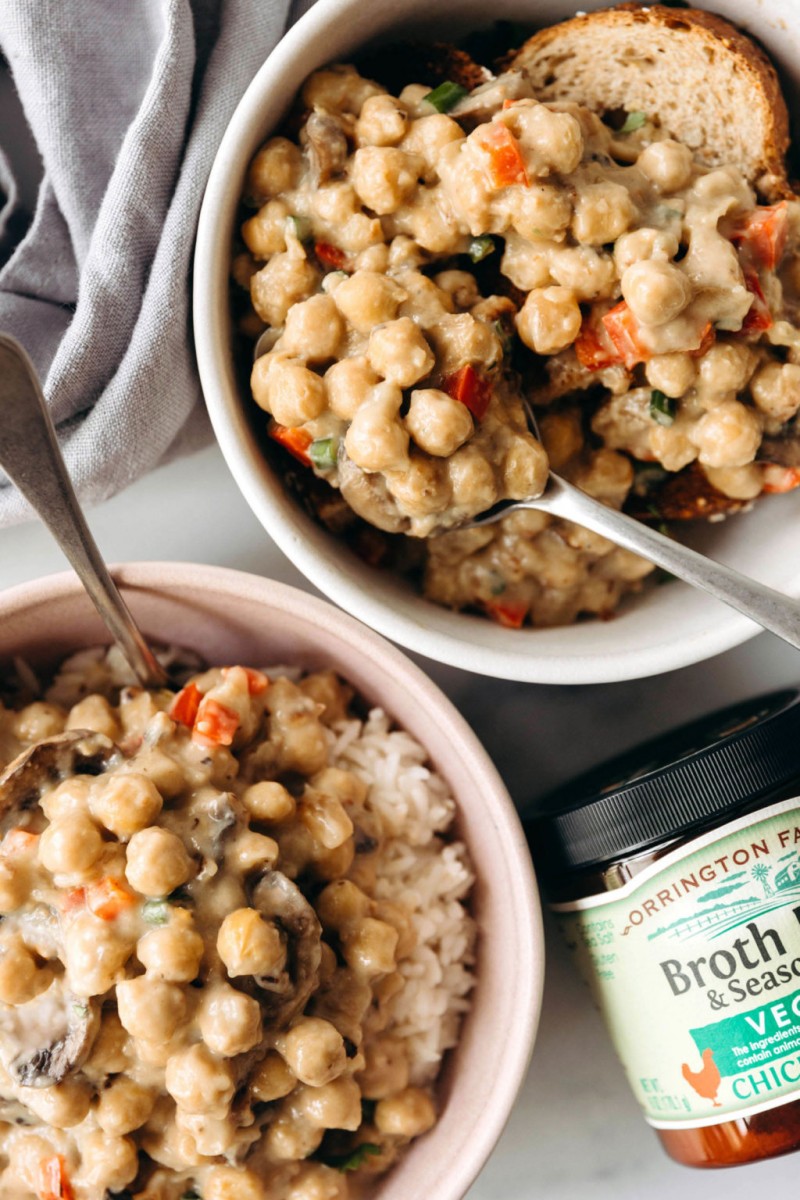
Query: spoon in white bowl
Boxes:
[
  {"xmin": 0, "ymin": 333, "xmax": 168, "ymax": 687},
  {"xmin": 459, "ymin": 400, "xmax": 800, "ymax": 649}
]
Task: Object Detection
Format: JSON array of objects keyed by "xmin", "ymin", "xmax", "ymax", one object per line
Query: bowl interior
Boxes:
[
  {"xmin": 194, "ymin": 0, "xmax": 800, "ymax": 684},
  {"xmin": 0, "ymin": 563, "xmax": 542, "ymax": 1200}
]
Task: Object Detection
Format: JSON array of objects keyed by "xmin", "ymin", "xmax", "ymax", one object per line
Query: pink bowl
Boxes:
[{"xmin": 0, "ymin": 562, "xmax": 542, "ymax": 1200}]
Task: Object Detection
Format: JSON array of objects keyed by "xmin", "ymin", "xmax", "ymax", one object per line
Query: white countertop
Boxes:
[{"xmin": 0, "ymin": 442, "xmax": 799, "ymax": 1199}]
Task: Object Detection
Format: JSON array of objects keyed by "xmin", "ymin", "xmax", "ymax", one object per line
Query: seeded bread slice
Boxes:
[{"xmin": 510, "ymin": 3, "xmax": 791, "ymax": 198}]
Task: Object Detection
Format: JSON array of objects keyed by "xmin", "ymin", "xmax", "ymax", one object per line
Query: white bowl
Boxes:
[
  {"xmin": 0, "ymin": 562, "xmax": 542, "ymax": 1200},
  {"xmin": 194, "ymin": 0, "xmax": 800, "ymax": 684}
]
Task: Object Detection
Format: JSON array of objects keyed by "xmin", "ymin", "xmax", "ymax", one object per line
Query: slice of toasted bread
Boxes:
[{"xmin": 510, "ymin": 3, "xmax": 791, "ymax": 199}]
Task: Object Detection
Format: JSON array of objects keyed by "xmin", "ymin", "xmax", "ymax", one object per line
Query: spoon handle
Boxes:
[
  {"xmin": 529, "ymin": 473, "xmax": 800, "ymax": 650},
  {"xmin": 0, "ymin": 334, "xmax": 168, "ymax": 687}
]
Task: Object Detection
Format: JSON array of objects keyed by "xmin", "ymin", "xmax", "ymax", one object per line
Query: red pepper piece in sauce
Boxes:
[
  {"xmin": 222, "ymin": 666, "xmax": 269, "ymax": 695},
  {"xmin": 315, "ymin": 241, "xmax": 347, "ymax": 270},
  {"xmin": 484, "ymin": 599, "xmax": 528, "ymax": 628},
  {"xmin": 86, "ymin": 877, "xmax": 136, "ymax": 921},
  {"xmin": 193, "ymin": 697, "xmax": 240, "ymax": 748},
  {"xmin": 269, "ymin": 424, "xmax": 313, "ymax": 466},
  {"xmin": 442, "ymin": 364, "xmax": 492, "ymax": 420},
  {"xmin": 762, "ymin": 465, "xmax": 800, "ymax": 494},
  {"xmin": 574, "ymin": 317, "xmax": 624, "ymax": 371},
  {"xmin": 37, "ymin": 1155, "xmax": 74, "ymax": 1200},
  {"xmin": 730, "ymin": 201, "xmax": 790, "ymax": 271},
  {"xmin": 481, "ymin": 122, "xmax": 529, "ymax": 188},
  {"xmin": 740, "ymin": 268, "xmax": 773, "ymax": 334},
  {"xmin": 169, "ymin": 682, "xmax": 202, "ymax": 728},
  {"xmin": 601, "ymin": 301, "xmax": 652, "ymax": 370}
]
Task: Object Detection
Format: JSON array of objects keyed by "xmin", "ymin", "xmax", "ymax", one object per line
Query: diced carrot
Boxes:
[
  {"xmin": 740, "ymin": 268, "xmax": 773, "ymax": 335},
  {"xmin": 1, "ymin": 828, "xmax": 39, "ymax": 855},
  {"xmin": 86, "ymin": 877, "xmax": 136, "ymax": 921},
  {"xmin": 485, "ymin": 599, "xmax": 528, "ymax": 628},
  {"xmin": 222, "ymin": 666, "xmax": 268, "ymax": 695},
  {"xmin": 690, "ymin": 322, "xmax": 716, "ymax": 358},
  {"xmin": 269, "ymin": 424, "xmax": 313, "ymax": 466},
  {"xmin": 169, "ymin": 682, "xmax": 202, "ymax": 728},
  {"xmin": 730, "ymin": 201, "xmax": 790, "ymax": 270},
  {"xmin": 481, "ymin": 122, "xmax": 529, "ymax": 189},
  {"xmin": 762, "ymin": 465, "xmax": 800, "ymax": 494},
  {"xmin": 37, "ymin": 1154, "xmax": 74, "ymax": 1200},
  {"xmin": 193, "ymin": 698, "xmax": 240, "ymax": 748},
  {"xmin": 601, "ymin": 301, "xmax": 652, "ymax": 369},
  {"xmin": 315, "ymin": 241, "xmax": 347, "ymax": 270},
  {"xmin": 61, "ymin": 887, "xmax": 86, "ymax": 917},
  {"xmin": 574, "ymin": 317, "xmax": 623, "ymax": 371},
  {"xmin": 442, "ymin": 364, "xmax": 492, "ymax": 420}
]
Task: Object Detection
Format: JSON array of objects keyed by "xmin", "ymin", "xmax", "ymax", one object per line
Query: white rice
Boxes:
[{"xmin": 333, "ymin": 708, "xmax": 477, "ymax": 1084}]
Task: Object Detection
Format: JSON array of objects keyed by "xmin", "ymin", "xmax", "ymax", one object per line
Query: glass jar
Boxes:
[{"xmin": 532, "ymin": 689, "xmax": 800, "ymax": 1168}]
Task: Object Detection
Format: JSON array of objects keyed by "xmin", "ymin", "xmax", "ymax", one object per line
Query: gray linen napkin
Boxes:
[{"xmin": 0, "ymin": 0, "xmax": 292, "ymax": 526}]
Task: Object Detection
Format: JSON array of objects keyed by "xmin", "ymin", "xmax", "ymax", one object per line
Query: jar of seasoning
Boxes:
[{"xmin": 533, "ymin": 689, "xmax": 800, "ymax": 1168}]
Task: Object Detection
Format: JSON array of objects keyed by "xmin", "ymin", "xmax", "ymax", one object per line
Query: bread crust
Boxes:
[{"xmin": 511, "ymin": 3, "xmax": 791, "ymax": 197}]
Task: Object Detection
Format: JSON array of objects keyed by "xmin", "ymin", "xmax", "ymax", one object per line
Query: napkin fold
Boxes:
[{"xmin": 0, "ymin": 0, "xmax": 292, "ymax": 526}]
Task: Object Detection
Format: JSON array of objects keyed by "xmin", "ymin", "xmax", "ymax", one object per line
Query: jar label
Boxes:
[{"xmin": 553, "ymin": 797, "xmax": 800, "ymax": 1128}]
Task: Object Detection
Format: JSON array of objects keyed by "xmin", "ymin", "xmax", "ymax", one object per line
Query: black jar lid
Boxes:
[{"xmin": 532, "ymin": 688, "xmax": 800, "ymax": 874}]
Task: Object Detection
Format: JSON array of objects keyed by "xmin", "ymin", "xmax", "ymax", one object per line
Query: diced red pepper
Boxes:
[
  {"xmin": 690, "ymin": 322, "xmax": 716, "ymax": 358},
  {"xmin": 269, "ymin": 424, "xmax": 313, "ymax": 466},
  {"xmin": 740, "ymin": 268, "xmax": 773, "ymax": 335},
  {"xmin": 193, "ymin": 697, "xmax": 240, "ymax": 748},
  {"xmin": 169, "ymin": 682, "xmax": 202, "ymax": 728},
  {"xmin": 481, "ymin": 122, "xmax": 529, "ymax": 189},
  {"xmin": 574, "ymin": 317, "xmax": 624, "ymax": 371},
  {"xmin": 485, "ymin": 599, "xmax": 527, "ymax": 629},
  {"xmin": 222, "ymin": 666, "xmax": 269, "ymax": 695},
  {"xmin": 37, "ymin": 1155, "xmax": 74, "ymax": 1200},
  {"xmin": 601, "ymin": 301, "xmax": 652, "ymax": 369},
  {"xmin": 61, "ymin": 887, "xmax": 86, "ymax": 917},
  {"xmin": 730, "ymin": 201, "xmax": 790, "ymax": 271},
  {"xmin": 315, "ymin": 241, "xmax": 347, "ymax": 270},
  {"xmin": 442, "ymin": 364, "xmax": 492, "ymax": 420},
  {"xmin": 1, "ymin": 828, "xmax": 39, "ymax": 856},
  {"xmin": 86, "ymin": 877, "xmax": 136, "ymax": 921},
  {"xmin": 762, "ymin": 465, "xmax": 800, "ymax": 494}
]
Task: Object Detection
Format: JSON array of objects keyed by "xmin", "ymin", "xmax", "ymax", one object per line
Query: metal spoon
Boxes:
[
  {"xmin": 0, "ymin": 333, "xmax": 168, "ymax": 687},
  {"xmin": 461, "ymin": 402, "xmax": 800, "ymax": 649}
]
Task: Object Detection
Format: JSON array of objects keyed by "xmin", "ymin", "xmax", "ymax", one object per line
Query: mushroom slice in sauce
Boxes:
[
  {"xmin": 451, "ymin": 70, "xmax": 534, "ymax": 122},
  {"xmin": 301, "ymin": 111, "xmax": 349, "ymax": 185},
  {"xmin": 0, "ymin": 730, "xmax": 121, "ymax": 829},
  {"xmin": 251, "ymin": 870, "xmax": 322, "ymax": 1028},
  {"xmin": 0, "ymin": 980, "xmax": 99, "ymax": 1087}
]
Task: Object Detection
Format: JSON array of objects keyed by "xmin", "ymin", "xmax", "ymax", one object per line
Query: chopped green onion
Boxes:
[
  {"xmin": 657, "ymin": 205, "xmax": 683, "ymax": 222},
  {"xmin": 309, "ymin": 437, "xmax": 338, "ymax": 470},
  {"xmin": 422, "ymin": 81, "xmax": 467, "ymax": 113},
  {"xmin": 649, "ymin": 389, "xmax": 676, "ymax": 426},
  {"xmin": 285, "ymin": 214, "xmax": 311, "ymax": 242},
  {"xmin": 620, "ymin": 110, "xmax": 647, "ymax": 133},
  {"xmin": 323, "ymin": 1143, "xmax": 382, "ymax": 1173},
  {"xmin": 180, "ymin": 1192, "xmax": 201, "ymax": 1200},
  {"xmin": 492, "ymin": 319, "xmax": 514, "ymax": 357},
  {"xmin": 142, "ymin": 899, "xmax": 170, "ymax": 925},
  {"xmin": 468, "ymin": 235, "xmax": 496, "ymax": 263},
  {"xmin": 489, "ymin": 573, "xmax": 507, "ymax": 596},
  {"xmin": 72, "ymin": 1003, "xmax": 89, "ymax": 1018}
]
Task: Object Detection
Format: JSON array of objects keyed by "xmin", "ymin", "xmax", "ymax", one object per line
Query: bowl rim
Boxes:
[
  {"xmin": 192, "ymin": 0, "xmax": 780, "ymax": 685},
  {"xmin": 0, "ymin": 560, "xmax": 544, "ymax": 1198}
]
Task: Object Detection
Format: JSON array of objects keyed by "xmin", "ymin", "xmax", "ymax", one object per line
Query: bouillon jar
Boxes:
[{"xmin": 533, "ymin": 689, "xmax": 800, "ymax": 1168}]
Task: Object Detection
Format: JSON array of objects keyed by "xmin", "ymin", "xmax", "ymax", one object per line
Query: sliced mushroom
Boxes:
[
  {"xmin": 338, "ymin": 453, "xmax": 409, "ymax": 535},
  {"xmin": 0, "ymin": 730, "xmax": 121, "ymax": 829},
  {"xmin": 758, "ymin": 432, "xmax": 800, "ymax": 467},
  {"xmin": 0, "ymin": 982, "xmax": 100, "ymax": 1087},
  {"xmin": 451, "ymin": 70, "xmax": 533, "ymax": 123},
  {"xmin": 301, "ymin": 112, "xmax": 349, "ymax": 186},
  {"xmin": 251, "ymin": 870, "xmax": 322, "ymax": 1028}
]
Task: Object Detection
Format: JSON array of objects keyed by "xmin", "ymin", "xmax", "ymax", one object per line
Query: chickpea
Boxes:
[
  {"xmin": 79, "ymin": 1131, "xmax": 138, "ymax": 1192},
  {"xmin": 204, "ymin": 1165, "xmax": 267, "ymax": 1200},
  {"xmin": 572, "ymin": 181, "xmax": 636, "ymax": 245},
  {"xmin": 385, "ymin": 456, "xmax": 452, "ymax": 522},
  {"xmin": 241, "ymin": 199, "xmax": 289, "ymax": 259},
  {"xmin": 243, "ymin": 780, "xmax": 296, "ymax": 822},
  {"xmin": 357, "ymin": 1036, "xmax": 410, "ymax": 1099},
  {"xmin": 538, "ymin": 409, "xmax": 583, "ymax": 471},
  {"xmin": 87, "ymin": 1011, "xmax": 130, "ymax": 1074},
  {"xmin": 250, "ymin": 252, "xmax": 320, "ymax": 328},
  {"xmin": 447, "ymin": 446, "xmax": 497, "ymax": 512},
  {"xmin": 367, "ymin": 318, "xmax": 434, "ymax": 388},
  {"xmin": 333, "ymin": 271, "xmax": 406, "ymax": 334},
  {"xmin": 405, "ymin": 389, "xmax": 473, "ymax": 457},
  {"xmin": 137, "ymin": 914, "xmax": 204, "ymax": 982},
  {"xmin": 0, "ymin": 859, "xmax": 28, "ymax": 913},
  {"xmin": 355, "ymin": 242, "xmax": 391, "ymax": 273},
  {"xmin": 281, "ymin": 1018, "xmax": 347, "ymax": 1087},
  {"xmin": 66, "ymin": 694, "xmax": 119, "ymax": 739},
  {"xmin": 344, "ymin": 382, "xmax": 409, "ymax": 472},
  {"xmin": 574, "ymin": 448, "xmax": 633, "ymax": 505},
  {"xmin": 217, "ymin": 907, "xmax": 286, "ymax": 978},
  {"xmin": 252, "ymin": 354, "xmax": 327, "ymax": 426},
  {"xmin": 649, "ymin": 422, "xmax": 697, "ymax": 473},
  {"xmin": 402, "ymin": 114, "xmax": 463, "ymax": 172},
  {"xmin": 0, "ymin": 936, "xmax": 51, "ymax": 1005},
  {"xmin": 705, "ymin": 463, "xmax": 764, "ymax": 499},
  {"xmin": 281, "ymin": 295, "xmax": 344, "ymax": 362},
  {"xmin": 302, "ymin": 65, "xmax": 383, "ymax": 115},
  {"xmin": 507, "ymin": 182, "xmax": 572, "ymax": 240},
  {"xmin": 503, "ymin": 435, "xmax": 549, "ymax": 499},
  {"xmin": 95, "ymin": 1077, "xmax": 155, "ymax": 1135},
  {"xmin": 750, "ymin": 361, "xmax": 800, "ymax": 422},
  {"xmin": 507, "ymin": 103, "xmax": 583, "ymax": 175},
  {"xmin": 39, "ymin": 812, "xmax": 104, "ymax": 877},
  {"xmin": 125, "ymin": 750, "xmax": 186, "ymax": 800},
  {"xmin": 7, "ymin": 1134, "xmax": 56, "ymax": 1191},
  {"xmin": 90, "ymin": 773, "xmax": 162, "ymax": 840},
  {"xmin": 228, "ymin": 830, "xmax": 279, "ymax": 874},
  {"xmin": 125, "ymin": 827, "xmax": 191, "ymax": 897},
  {"xmin": 614, "ymin": 227, "xmax": 680, "ymax": 272},
  {"xmin": 351, "ymin": 147, "xmax": 420, "ymax": 215},
  {"xmin": 250, "ymin": 1050, "xmax": 297, "ymax": 1102},
  {"xmin": 697, "ymin": 341, "xmax": 757, "ymax": 397},
  {"xmin": 324, "ymin": 356, "xmax": 379, "ymax": 421},
  {"xmin": 375, "ymin": 1087, "xmax": 437, "ymax": 1137},
  {"xmin": 165, "ymin": 1043, "xmax": 236, "ymax": 1116},
  {"xmin": 295, "ymin": 1076, "xmax": 362, "ymax": 1131},
  {"xmin": 199, "ymin": 982, "xmax": 262, "ymax": 1056},
  {"xmin": 301, "ymin": 790, "xmax": 354, "ymax": 851},
  {"xmin": 247, "ymin": 137, "xmax": 302, "ymax": 201},
  {"xmin": 41, "ymin": 775, "xmax": 91, "ymax": 822},
  {"xmin": 264, "ymin": 1114, "xmax": 325, "ymax": 1161},
  {"xmin": 116, "ymin": 977, "xmax": 186, "ymax": 1043},
  {"xmin": 645, "ymin": 353, "xmax": 697, "ymax": 398},
  {"xmin": 549, "ymin": 246, "xmax": 616, "ymax": 301},
  {"xmin": 286, "ymin": 1164, "xmax": 349, "ymax": 1200},
  {"xmin": 690, "ymin": 399, "xmax": 762, "ymax": 468},
  {"xmin": 341, "ymin": 917, "xmax": 398, "ymax": 979},
  {"xmin": 637, "ymin": 139, "xmax": 693, "ymax": 192},
  {"xmin": 621, "ymin": 260, "xmax": 692, "ymax": 326},
  {"xmin": 356, "ymin": 94, "xmax": 409, "ymax": 147},
  {"xmin": 516, "ymin": 286, "xmax": 582, "ymax": 355},
  {"xmin": 501, "ymin": 234, "xmax": 552, "ymax": 291},
  {"xmin": 18, "ymin": 1079, "xmax": 90, "ymax": 1128},
  {"xmin": 13, "ymin": 702, "xmax": 65, "ymax": 742}
]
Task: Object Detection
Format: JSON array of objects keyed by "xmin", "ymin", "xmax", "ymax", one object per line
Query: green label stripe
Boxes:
[{"xmin": 691, "ymin": 986, "xmax": 800, "ymax": 1076}]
